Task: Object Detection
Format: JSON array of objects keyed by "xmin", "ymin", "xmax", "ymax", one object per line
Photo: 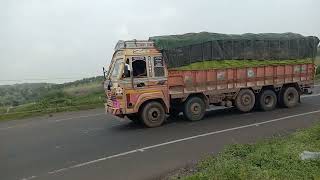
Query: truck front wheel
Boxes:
[
  {"xmin": 141, "ymin": 101, "xmax": 165, "ymax": 128},
  {"xmin": 183, "ymin": 96, "xmax": 206, "ymax": 121},
  {"xmin": 235, "ymin": 89, "xmax": 255, "ymax": 112}
]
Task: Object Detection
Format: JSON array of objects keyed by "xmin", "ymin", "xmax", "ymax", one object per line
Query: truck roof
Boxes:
[{"xmin": 114, "ymin": 40, "xmax": 156, "ymax": 51}]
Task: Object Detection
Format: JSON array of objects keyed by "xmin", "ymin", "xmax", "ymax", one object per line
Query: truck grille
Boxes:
[
  {"xmin": 107, "ymin": 99, "xmax": 113, "ymax": 107},
  {"xmin": 106, "ymin": 91, "xmax": 116, "ymax": 107}
]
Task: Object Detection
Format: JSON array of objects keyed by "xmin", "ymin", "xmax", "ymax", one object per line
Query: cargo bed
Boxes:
[{"xmin": 168, "ymin": 63, "xmax": 315, "ymax": 98}]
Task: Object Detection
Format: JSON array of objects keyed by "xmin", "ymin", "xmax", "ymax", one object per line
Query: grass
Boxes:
[
  {"xmin": 0, "ymin": 93, "xmax": 105, "ymax": 121},
  {"xmin": 173, "ymin": 59, "xmax": 313, "ymax": 70},
  {"xmin": 316, "ymin": 74, "xmax": 320, "ymax": 84},
  {"xmin": 63, "ymin": 81, "xmax": 103, "ymax": 96},
  {"xmin": 0, "ymin": 106, "xmax": 7, "ymax": 114},
  {"xmin": 179, "ymin": 123, "xmax": 320, "ymax": 180},
  {"xmin": 0, "ymin": 103, "xmax": 103, "ymax": 121},
  {"xmin": 315, "ymin": 56, "xmax": 320, "ymax": 66},
  {"xmin": 0, "ymin": 78, "xmax": 106, "ymax": 121},
  {"xmin": 316, "ymin": 57, "xmax": 320, "ymax": 82}
]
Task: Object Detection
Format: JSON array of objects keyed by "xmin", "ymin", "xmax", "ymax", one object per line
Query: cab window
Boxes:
[
  {"xmin": 153, "ymin": 56, "xmax": 165, "ymax": 77},
  {"xmin": 132, "ymin": 57, "xmax": 147, "ymax": 78}
]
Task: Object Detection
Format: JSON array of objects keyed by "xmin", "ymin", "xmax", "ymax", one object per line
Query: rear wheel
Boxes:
[
  {"xmin": 141, "ymin": 101, "xmax": 165, "ymax": 128},
  {"xmin": 281, "ymin": 87, "xmax": 299, "ymax": 108},
  {"xmin": 183, "ymin": 96, "xmax": 206, "ymax": 121},
  {"xmin": 259, "ymin": 90, "xmax": 277, "ymax": 111},
  {"xmin": 235, "ymin": 89, "xmax": 255, "ymax": 112}
]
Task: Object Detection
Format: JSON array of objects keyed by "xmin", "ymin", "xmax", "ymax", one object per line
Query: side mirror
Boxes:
[{"xmin": 103, "ymin": 67, "xmax": 107, "ymax": 80}]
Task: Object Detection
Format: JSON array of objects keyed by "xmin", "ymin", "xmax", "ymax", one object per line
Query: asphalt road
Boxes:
[{"xmin": 1, "ymin": 85, "xmax": 320, "ymax": 180}]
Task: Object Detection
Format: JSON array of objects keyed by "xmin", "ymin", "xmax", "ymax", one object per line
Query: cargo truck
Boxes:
[{"xmin": 103, "ymin": 33, "xmax": 319, "ymax": 127}]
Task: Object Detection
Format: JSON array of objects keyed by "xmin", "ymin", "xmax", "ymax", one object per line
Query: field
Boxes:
[
  {"xmin": 178, "ymin": 123, "xmax": 320, "ymax": 180},
  {"xmin": 0, "ymin": 76, "xmax": 105, "ymax": 121}
]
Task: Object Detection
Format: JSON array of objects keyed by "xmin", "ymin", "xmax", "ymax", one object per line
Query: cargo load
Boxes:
[{"xmin": 150, "ymin": 32, "xmax": 319, "ymax": 69}]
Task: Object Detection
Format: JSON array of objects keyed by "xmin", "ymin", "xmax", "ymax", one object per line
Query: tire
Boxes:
[
  {"xmin": 235, "ymin": 89, "xmax": 255, "ymax": 112},
  {"xmin": 140, "ymin": 101, "xmax": 165, "ymax": 128},
  {"xmin": 259, "ymin": 90, "xmax": 277, "ymax": 111},
  {"xmin": 183, "ymin": 96, "xmax": 206, "ymax": 121},
  {"xmin": 126, "ymin": 114, "xmax": 141, "ymax": 124},
  {"xmin": 281, "ymin": 87, "xmax": 299, "ymax": 108}
]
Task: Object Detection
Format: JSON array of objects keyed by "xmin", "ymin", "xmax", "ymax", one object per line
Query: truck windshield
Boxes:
[{"xmin": 109, "ymin": 59, "xmax": 124, "ymax": 80}]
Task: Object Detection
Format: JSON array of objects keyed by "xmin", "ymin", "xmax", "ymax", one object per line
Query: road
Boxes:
[{"xmin": 1, "ymin": 85, "xmax": 320, "ymax": 180}]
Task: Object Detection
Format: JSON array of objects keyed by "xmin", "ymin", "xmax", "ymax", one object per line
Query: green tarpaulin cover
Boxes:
[{"xmin": 149, "ymin": 32, "xmax": 319, "ymax": 68}]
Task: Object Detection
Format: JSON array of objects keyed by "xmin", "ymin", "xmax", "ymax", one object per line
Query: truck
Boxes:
[{"xmin": 104, "ymin": 32, "xmax": 319, "ymax": 127}]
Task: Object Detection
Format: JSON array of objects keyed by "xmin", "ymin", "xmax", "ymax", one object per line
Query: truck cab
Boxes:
[{"xmin": 104, "ymin": 40, "xmax": 170, "ymax": 127}]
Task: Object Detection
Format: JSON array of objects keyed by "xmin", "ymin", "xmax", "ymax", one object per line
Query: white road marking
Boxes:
[
  {"xmin": 46, "ymin": 109, "xmax": 320, "ymax": 175},
  {"xmin": 0, "ymin": 124, "xmax": 30, "ymax": 131},
  {"xmin": 21, "ymin": 175, "xmax": 37, "ymax": 180},
  {"xmin": 53, "ymin": 113, "xmax": 105, "ymax": 122},
  {"xmin": 71, "ymin": 150, "xmax": 138, "ymax": 168},
  {"xmin": 48, "ymin": 168, "xmax": 68, "ymax": 174},
  {"xmin": 0, "ymin": 113, "xmax": 105, "ymax": 131},
  {"xmin": 13, "ymin": 86, "xmax": 320, "ymax": 180},
  {"xmin": 2, "ymin": 92, "xmax": 320, "ymax": 132}
]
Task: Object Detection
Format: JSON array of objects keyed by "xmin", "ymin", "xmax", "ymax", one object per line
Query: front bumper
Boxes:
[{"xmin": 105, "ymin": 103, "xmax": 125, "ymax": 118}]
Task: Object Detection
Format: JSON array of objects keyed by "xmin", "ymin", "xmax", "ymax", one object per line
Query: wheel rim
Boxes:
[
  {"xmin": 148, "ymin": 107, "xmax": 161, "ymax": 122},
  {"xmin": 190, "ymin": 102, "xmax": 201, "ymax": 115},
  {"xmin": 264, "ymin": 95, "xmax": 274, "ymax": 107},
  {"xmin": 241, "ymin": 94, "xmax": 252, "ymax": 106},
  {"xmin": 287, "ymin": 92, "xmax": 295, "ymax": 102}
]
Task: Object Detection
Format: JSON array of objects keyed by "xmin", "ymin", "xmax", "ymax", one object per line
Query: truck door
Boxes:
[
  {"xmin": 148, "ymin": 55, "xmax": 167, "ymax": 87},
  {"xmin": 130, "ymin": 55, "xmax": 167, "ymax": 88},
  {"xmin": 152, "ymin": 56, "xmax": 166, "ymax": 78}
]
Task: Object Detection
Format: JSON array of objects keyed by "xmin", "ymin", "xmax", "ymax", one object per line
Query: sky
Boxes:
[{"xmin": 0, "ymin": 0, "xmax": 319, "ymax": 85}]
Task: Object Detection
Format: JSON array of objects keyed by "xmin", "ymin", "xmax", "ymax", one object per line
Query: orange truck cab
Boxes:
[
  {"xmin": 104, "ymin": 38, "xmax": 317, "ymax": 128},
  {"xmin": 104, "ymin": 40, "xmax": 170, "ymax": 127}
]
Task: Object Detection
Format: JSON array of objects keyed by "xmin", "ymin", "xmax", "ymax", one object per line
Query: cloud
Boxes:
[{"xmin": 0, "ymin": 0, "xmax": 319, "ymax": 85}]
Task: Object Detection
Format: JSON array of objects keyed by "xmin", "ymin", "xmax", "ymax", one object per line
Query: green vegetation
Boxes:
[
  {"xmin": 0, "ymin": 83, "xmax": 53, "ymax": 106},
  {"xmin": 180, "ymin": 123, "xmax": 320, "ymax": 180},
  {"xmin": 316, "ymin": 75, "xmax": 320, "ymax": 82},
  {"xmin": 316, "ymin": 50, "xmax": 320, "ymax": 65},
  {"xmin": 0, "ymin": 76, "xmax": 105, "ymax": 121},
  {"xmin": 173, "ymin": 59, "xmax": 313, "ymax": 71},
  {"xmin": 316, "ymin": 55, "xmax": 320, "ymax": 66},
  {"xmin": 316, "ymin": 55, "xmax": 320, "ymax": 81}
]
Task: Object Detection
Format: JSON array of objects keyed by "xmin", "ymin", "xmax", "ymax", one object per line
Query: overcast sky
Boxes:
[{"xmin": 0, "ymin": 0, "xmax": 319, "ymax": 85}]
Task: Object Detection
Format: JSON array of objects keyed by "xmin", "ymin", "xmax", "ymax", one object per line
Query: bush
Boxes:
[{"xmin": 182, "ymin": 124, "xmax": 320, "ymax": 180}]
